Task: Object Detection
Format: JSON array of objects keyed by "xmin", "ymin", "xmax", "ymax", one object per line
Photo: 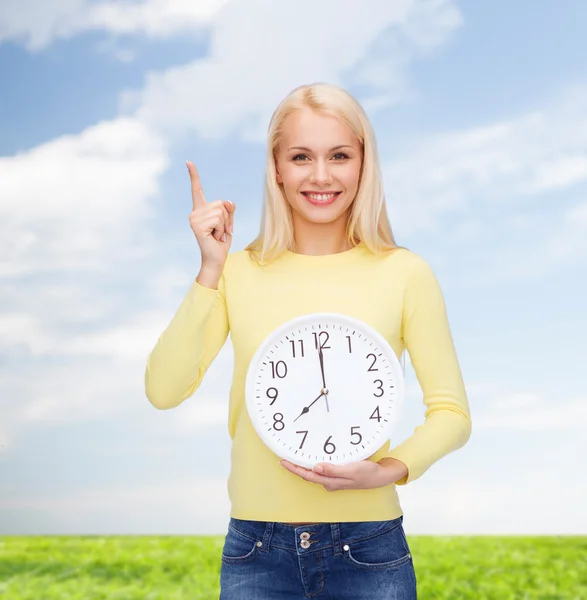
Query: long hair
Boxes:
[{"xmin": 245, "ymin": 82, "xmax": 401, "ymax": 265}]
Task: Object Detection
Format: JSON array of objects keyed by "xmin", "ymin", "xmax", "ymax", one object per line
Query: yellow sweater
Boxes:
[{"xmin": 144, "ymin": 243, "xmax": 471, "ymax": 522}]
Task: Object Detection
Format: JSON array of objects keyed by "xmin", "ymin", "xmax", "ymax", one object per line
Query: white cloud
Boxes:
[
  {"xmin": 0, "ymin": 117, "xmax": 168, "ymax": 278},
  {"xmin": 0, "ymin": 0, "xmax": 230, "ymax": 51},
  {"xmin": 121, "ymin": 0, "xmax": 462, "ymax": 140},
  {"xmin": 469, "ymin": 388, "xmax": 586, "ymax": 431},
  {"xmin": 385, "ymin": 85, "xmax": 587, "ymax": 238},
  {"xmin": 0, "ymin": 477, "xmax": 231, "ymax": 535}
]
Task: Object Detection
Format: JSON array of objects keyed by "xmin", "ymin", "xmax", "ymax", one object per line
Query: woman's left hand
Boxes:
[{"xmin": 278, "ymin": 457, "xmax": 408, "ymax": 492}]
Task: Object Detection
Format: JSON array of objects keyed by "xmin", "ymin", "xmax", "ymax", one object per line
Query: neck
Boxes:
[{"xmin": 292, "ymin": 213, "xmax": 356, "ymax": 256}]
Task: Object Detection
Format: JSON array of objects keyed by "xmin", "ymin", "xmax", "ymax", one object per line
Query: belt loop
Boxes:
[
  {"xmin": 261, "ymin": 521, "xmax": 274, "ymax": 553},
  {"xmin": 331, "ymin": 522, "xmax": 342, "ymax": 556}
]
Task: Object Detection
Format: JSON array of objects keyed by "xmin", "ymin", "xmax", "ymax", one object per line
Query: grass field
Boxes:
[{"xmin": 1, "ymin": 535, "xmax": 585, "ymax": 599}]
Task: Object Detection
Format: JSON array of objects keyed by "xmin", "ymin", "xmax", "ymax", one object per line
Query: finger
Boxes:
[
  {"xmin": 199, "ymin": 216, "xmax": 225, "ymax": 242},
  {"xmin": 279, "ymin": 460, "xmax": 338, "ymax": 485},
  {"xmin": 200, "ymin": 205, "xmax": 230, "ymax": 241},
  {"xmin": 187, "ymin": 161, "xmax": 207, "ymax": 210},
  {"xmin": 312, "ymin": 463, "xmax": 353, "ymax": 479},
  {"xmin": 224, "ymin": 200, "xmax": 236, "ymax": 235}
]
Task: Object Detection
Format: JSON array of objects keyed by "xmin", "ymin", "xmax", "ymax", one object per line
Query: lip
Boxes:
[{"xmin": 301, "ymin": 191, "xmax": 342, "ymax": 206}]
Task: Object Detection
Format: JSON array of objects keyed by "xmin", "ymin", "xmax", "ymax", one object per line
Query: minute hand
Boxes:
[
  {"xmin": 318, "ymin": 345, "xmax": 329, "ymax": 412},
  {"xmin": 319, "ymin": 345, "xmax": 327, "ymax": 389}
]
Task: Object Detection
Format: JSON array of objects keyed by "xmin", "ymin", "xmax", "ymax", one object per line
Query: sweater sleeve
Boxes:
[
  {"xmin": 144, "ymin": 273, "xmax": 229, "ymax": 410},
  {"xmin": 384, "ymin": 255, "xmax": 472, "ymax": 484}
]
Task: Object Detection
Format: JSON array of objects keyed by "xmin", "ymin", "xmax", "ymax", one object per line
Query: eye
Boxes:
[{"xmin": 291, "ymin": 153, "xmax": 349, "ymax": 161}]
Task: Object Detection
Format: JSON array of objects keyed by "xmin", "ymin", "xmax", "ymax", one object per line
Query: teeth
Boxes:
[{"xmin": 305, "ymin": 193, "xmax": 339, "ymax": 200}]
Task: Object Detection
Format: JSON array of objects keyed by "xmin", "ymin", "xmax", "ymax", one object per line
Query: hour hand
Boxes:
[{"xmin": 294, "ymin": 391, "xmax": 325, "ymax": 422}]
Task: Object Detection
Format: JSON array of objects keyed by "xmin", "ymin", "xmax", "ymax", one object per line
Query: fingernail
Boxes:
[
  {"xmin": 313, "ymin": 465, "xmax": 323, "ymax": 473},
  {"xmin": 222, "ymin": 233, "xmax": 227, "ymax": 242}
]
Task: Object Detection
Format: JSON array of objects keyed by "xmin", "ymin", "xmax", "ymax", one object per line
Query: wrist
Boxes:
[
  {"xmin": 196, "ymin": 264, "xmax": 223, "ymax": 290},
  {"xmin": 377, "ymin": 457, "xmax": 409, "ymax": 483}
]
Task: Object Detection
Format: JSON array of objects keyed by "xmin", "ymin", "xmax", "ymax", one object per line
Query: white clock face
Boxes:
[{"xmin": 245, "ymin": 313, "xmax": 404, "ymax": 469}]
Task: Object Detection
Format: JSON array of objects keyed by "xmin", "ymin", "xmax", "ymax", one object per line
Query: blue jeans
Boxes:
[{"xmin": 219, "ymin": 515, "xmax": 417, "ymax": 599}]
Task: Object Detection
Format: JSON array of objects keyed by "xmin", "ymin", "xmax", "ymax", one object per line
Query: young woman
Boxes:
[{"xmin": 145, "ymin": 82, "xmax": 472, "ymax": 599}]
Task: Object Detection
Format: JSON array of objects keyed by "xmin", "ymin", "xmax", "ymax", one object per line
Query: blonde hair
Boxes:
[{"xmin": 245, "ymin": 82, "xmax": 401, "ymax": 264}]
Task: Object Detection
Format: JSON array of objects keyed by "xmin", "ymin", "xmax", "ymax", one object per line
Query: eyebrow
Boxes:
[{"xmin": 287, "ymin": 145, "xmax": 354, "ymax": 152}]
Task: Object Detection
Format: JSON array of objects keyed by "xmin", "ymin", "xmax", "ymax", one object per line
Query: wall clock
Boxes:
[{"xmin": 245, "ymin": 312, "xmax": 404, "ymax": 469}]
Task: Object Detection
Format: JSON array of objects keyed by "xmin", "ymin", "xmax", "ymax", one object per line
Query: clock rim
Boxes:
[{"xmin": 245, "ymin": 312, "xmax": 405, "ymax": 469}]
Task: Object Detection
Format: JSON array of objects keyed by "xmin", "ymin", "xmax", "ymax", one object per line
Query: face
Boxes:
[{"xmin": 274, "ymin": 107, "xmax": 363, "ymax": 226}]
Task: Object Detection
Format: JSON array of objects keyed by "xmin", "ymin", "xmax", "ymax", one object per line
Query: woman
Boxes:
[{"xmin": 145, "ymin": 82, "xmax": 472, "ymax": 599}]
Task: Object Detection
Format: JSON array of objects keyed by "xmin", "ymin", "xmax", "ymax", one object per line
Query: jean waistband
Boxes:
[{"xmin": 227, "ymin": 515, "xmax": 404, "ymax": 557}]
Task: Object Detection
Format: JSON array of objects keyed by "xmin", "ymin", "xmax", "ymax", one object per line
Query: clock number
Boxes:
[
  {"xmin": 373, "ymin": 379, "xmax": 384, "ymax": 397},
  {"xmin": 323, "ymin": 435, "xmax": 336, "ymax": 455},
  {"xmin": 350, "ymin": 426, "xmax": 362, "ymax": 445},
  {"xmin": 312, "ymin": 331, "xmax": 330, "ymax": 350},
  {"xmin": 370, "ymin": 406, "xmax": 382, "ymax": 423},
  {"xmin": 296, "ymin": 430, "xmax": 308, "ymax": 449},
  {"xmin": 289, "ymin": 339, "xmax": 305, "ymax": 358},
  {"xmin": 266, "ymin": 387, "xmax": 278, "ymax": 405},
  {"xmin": 346, "ymin": 335, "xmax": 352, "ymax": 353},
  {"xmin": 366, "ymin": 353, "xmax": 379, "ymax": 372},
  {"xmin": 273, "ymin": 413, "xmax": 285, "ymax": 431},
  {"xmin": 269, "ymin": 360, "xmax": 288, "ymax": 379}
]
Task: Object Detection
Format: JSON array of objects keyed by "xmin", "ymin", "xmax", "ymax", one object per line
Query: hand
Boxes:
[
  {"xmin": 278, "ymin": 457, "xmax": 408, "ymax": 492},
  {"xmin": 187, "ymin": 160, "xmax": 236, "ymax": 270},
  {"xmin": 318, "ymin": 345, "xmax": 329, "ymax": 412},
  {"xmin": 293, "ymin": 391, "xmax": 326, "ymax": 422}
]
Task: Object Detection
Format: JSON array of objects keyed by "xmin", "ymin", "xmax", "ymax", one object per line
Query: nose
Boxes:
[{"xmin": 309, "ymin": 159, "xmax": 333, "ymax": 186}]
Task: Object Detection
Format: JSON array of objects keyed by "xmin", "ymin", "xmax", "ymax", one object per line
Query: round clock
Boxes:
[{"xmin": 245, "ymin": 312, "xmax": 405, "ymax": 469}]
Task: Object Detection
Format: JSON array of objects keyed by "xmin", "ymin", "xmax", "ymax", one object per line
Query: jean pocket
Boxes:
[
  {"xmin": 343, "ymin": 521, "xmax": 412, "ymax": 570},
  {"xmin": 221, "ymin": 525, "xmax": 261, "ymax": 565}
]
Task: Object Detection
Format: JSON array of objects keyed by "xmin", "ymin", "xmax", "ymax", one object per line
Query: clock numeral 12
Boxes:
[{"xmin": 312, "ymin": 331, "xmax": 330, "ymax": 349}]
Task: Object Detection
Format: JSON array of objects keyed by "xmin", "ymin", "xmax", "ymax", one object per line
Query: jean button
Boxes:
[
  {"xmin": 300, "ymin": 532, "xmax": 311, "ymax": 541},
  {"xmin": 300, "ymin": 540, "xmax": 311, "ymax": 549}
]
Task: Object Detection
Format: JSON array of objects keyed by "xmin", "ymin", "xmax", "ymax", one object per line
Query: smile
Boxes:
[{"xmin": 301, "ymin": 192, "xmax": 342, "ymax": 206}]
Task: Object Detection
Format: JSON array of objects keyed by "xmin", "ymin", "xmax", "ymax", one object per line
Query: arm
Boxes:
[
  {"xmin": 383, "ymin": 255, "xmax": 472, "ymax": 485},
  {"xmin": 144, "ymin": 267, "xmax": 229, "ymax": 410}
]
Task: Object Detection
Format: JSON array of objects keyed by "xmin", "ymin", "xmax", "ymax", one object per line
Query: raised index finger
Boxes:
[{"xmin": 186, "ymin": 160, "xmax": 206, "ymax": 210}]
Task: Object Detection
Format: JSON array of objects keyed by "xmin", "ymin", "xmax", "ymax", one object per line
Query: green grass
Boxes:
[{"xmin": 1, "ymin": 536, "xmax": 585, "ymax": 599}]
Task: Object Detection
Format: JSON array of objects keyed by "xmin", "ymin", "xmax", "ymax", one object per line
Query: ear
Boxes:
[{"xmin": 275, "ymin": 162, "xmax": 283, "ymax": 184}]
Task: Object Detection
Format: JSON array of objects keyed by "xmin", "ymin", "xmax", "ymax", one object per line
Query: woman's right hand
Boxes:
[{"xmin": 187, "ymin": 160, "xmax": 236, "ymax": 271}]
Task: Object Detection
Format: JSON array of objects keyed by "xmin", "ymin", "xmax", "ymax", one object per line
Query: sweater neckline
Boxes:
[{"xmin": 283, "ymin": 241, "xmax": 366, "ymax": 262}]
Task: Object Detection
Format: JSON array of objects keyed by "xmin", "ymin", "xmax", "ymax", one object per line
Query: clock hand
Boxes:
[
  {"xmin": 318, "ymin": 344, "xmax": 327, "ymax": 389},
  {"xmin": 318, "ymin": 344, "xmax": 329, "ymax": 412},
  {"xmin": 294, "ymin": 391, "xmax": 326, "ymax": 422}
]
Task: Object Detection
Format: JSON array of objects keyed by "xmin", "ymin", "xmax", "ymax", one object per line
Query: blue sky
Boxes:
[{"xmin": 1, "ymin": 0, "xmax": 586, "ymax": 535}]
